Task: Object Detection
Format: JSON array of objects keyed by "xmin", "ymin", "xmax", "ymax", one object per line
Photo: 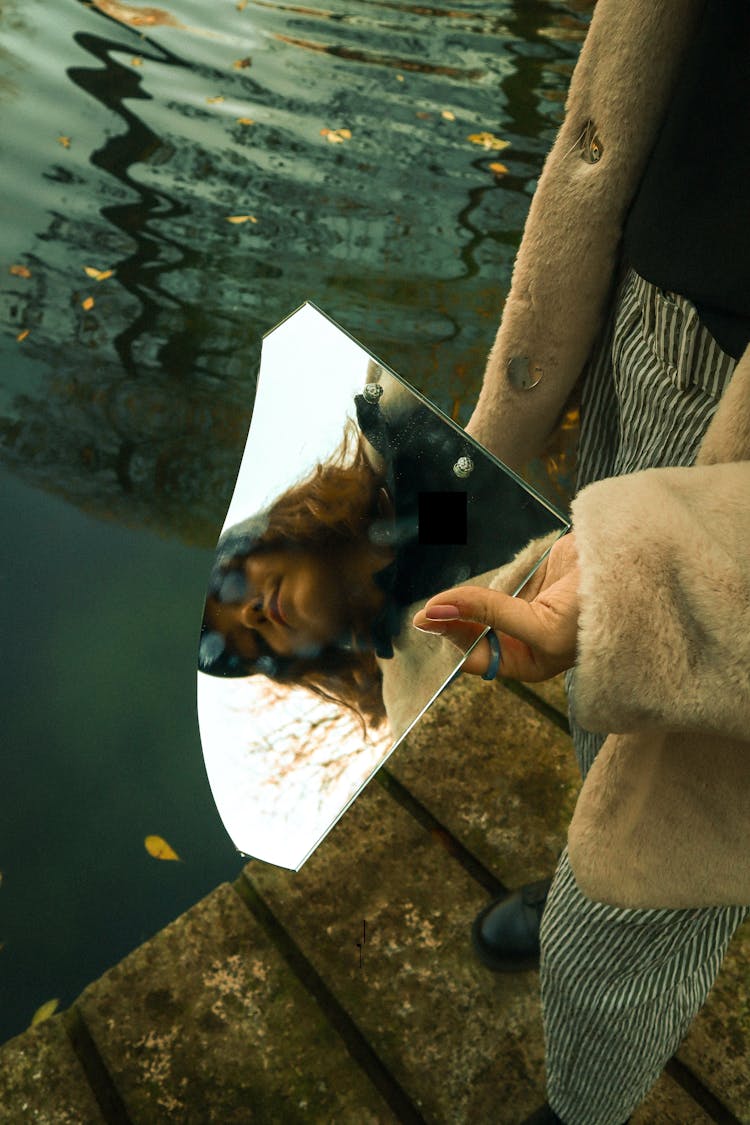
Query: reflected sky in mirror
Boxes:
[{"xmin": 197, "ymin": 304, "xmax": 568, "ymax": 869}]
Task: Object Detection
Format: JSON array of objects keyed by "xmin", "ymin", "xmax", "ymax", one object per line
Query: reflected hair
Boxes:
[{"xmin": 200, "ymin": 422, "xmax": 388, "ymax": 728}]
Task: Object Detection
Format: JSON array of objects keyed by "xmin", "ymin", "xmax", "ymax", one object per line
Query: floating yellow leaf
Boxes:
[
  {"xmin": 236, "ymin": 0, "xmax": 247, "ymax": 8},
  {"xmin": 84, "ymin": 267, "xmax": 114, "ymax": 282},
  {"xmin": 320, "ymin": 127, "xmax": 351, "ymax": 144},
  {"xmin": 441, "ymin": 110, "xmax": 456, "ymax": 121},
  {"xmin": 145, "ymin": 834, "xmax": 181, "ymax": 861},
  {"xmin": 31, "ymin": 999, "xmax": 59, "ymax": 1026},
  {"xmin": 206, "ymin": 95, "xmax": 225, "ymax": 105},
  {"xmin": 233, "ymin": 57, "xmax": 252, "ymax": 69},
  {"xmin": 131, "ymin": 56, "xmax": 143, "ymax": 66},
  {"xmin": 91, "ymin": 0, "xmax": 184, "ymax": 30},
  {"xmin": 396, "ymin": 74, "xmax": 404, "ymax": 82},
  {"xmin": 226, "ymin": 214, "xmax": 258, "ymax": 224},
  {"xmin": 82, "ymin": 296, "xmax": 95, "ymax": 311},
  {"xmin": 468, "ymin": 131, "xmax": 511, "ymax": 152},
  {"xmin": 10, "ymin": 264, "xmax": 32, "ymax": 279},
  {"xmin": 488, "ymin": 161, "xmax": 509, "ymax": 175},
  {"xmin": 236, "ymin": 117, "xmax": 255, "ymax": 125},
  {"xmin": 16, "ymin": 329, "xmax": 30, "ymax": 342},
  {"xmin": 58, "ymin": 136, "xmax": 71, "ymax": 148}
]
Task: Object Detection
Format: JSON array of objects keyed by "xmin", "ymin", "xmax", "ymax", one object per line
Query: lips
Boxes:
[{"xmin": 268, "ymin": 584, "xmax": 288, "ymax": 627}]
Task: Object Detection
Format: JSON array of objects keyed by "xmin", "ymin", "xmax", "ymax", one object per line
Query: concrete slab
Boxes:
[
  {"xmin": 634, "ymin": 1072, "xmax": 712, "ymax": 1124},
  {"xmin": 388, "ymin": 672, "xmax": 580, "ymax": 888},
  {"xmin": 679, "ymin": 918, "xmax": 750, "ymax": 1124},
  {"xmin": 0, "ymin": 1016, "xmax": 105, "ymax": 1125},
  {"xmin": 247, "ymin": 781, "xmax": 549, "ymax": 1124},
  {"xmin": 75, "ymin": 883, "xmax": 396, "ymax": 1124}
]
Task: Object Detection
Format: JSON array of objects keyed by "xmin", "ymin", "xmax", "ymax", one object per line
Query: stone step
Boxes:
[
  {"xmin": 386, "ymin": 673, "xmax": 579, "ymax": 889},
  {"xmin": 74, "ymin": 882, "xmax": 398, "ymax": 1123},
  {"xmin": 245, "ymin": 778, "xmax": 548, "ymax": 1123},
  {"xmin": 0, "ymin": 669, "xmax": 745, "ymax": 1125},
  {"xmin": 0, "ymin": 1017, "xmax": 106, "ymax": 1125}
]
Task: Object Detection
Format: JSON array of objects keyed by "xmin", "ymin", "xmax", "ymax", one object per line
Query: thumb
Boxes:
[{"xmin": 416, "ymin": 585, "xmax": 546, "ymax": 651}]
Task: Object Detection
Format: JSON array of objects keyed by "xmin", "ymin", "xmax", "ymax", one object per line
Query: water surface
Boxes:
[{"xmin": 0, "ymin": 0, "xmax": 588, "ymax": 1043}]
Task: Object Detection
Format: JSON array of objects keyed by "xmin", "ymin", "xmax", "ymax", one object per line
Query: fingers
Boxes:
[
  {"xmin": 413, "ymin": 585, "xmax": 546, "ymax": 652},
  {"xmin": 411, "ymin": 584, "xmax": 576, "ymax": 681},
  {"xmin": 414, "ymin": 616, "xmax": 540, "ymax": 680}
]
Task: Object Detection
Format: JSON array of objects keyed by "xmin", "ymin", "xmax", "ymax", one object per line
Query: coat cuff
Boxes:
[{"xmin": 570, "ymin": 462, "xmax": 750, "ymax": 739}]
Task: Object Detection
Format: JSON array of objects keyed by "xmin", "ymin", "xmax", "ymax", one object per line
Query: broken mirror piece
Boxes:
[{"xmin": 197, "ymin": 303, "xmax": 569, "ymax": 869}]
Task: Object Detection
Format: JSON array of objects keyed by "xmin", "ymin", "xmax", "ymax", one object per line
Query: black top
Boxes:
[
  {"xmin": 623, "ymin": 0, "xmax": 750, "ymax": 359},
  {"xmin": 356, "ymin": 392, "xmax": 563, "ymax": 658}
]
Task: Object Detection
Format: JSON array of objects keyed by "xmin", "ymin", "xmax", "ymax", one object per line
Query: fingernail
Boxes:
[
  {"xmin": 425, "ymin": 604, "xmax": 460, "ymax": 620},
  {"xmin": 414, "ymin": 622, "xmax": 446, "ymax": 634}
]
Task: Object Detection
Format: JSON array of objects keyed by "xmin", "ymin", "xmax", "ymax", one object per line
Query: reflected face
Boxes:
[{"xmin": 204, "ymin": 545, "xmax": 380, "ymax": 664}]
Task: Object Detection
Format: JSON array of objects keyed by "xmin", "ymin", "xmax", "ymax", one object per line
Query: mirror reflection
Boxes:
[{"xmin": 197, "ymin": 304, "xmax": 568, "ymax": 869}]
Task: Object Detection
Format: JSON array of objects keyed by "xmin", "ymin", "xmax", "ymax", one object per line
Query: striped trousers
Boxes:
[{"xmin": 539, "ymin": 269, "xmax": 749, "ymax": 1125}]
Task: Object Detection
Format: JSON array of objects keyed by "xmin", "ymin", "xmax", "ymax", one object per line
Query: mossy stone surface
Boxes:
[
  {"xmin": 632, "ymin": 1072, "xmax": 712, "ymax": 1123},
  {"xmin": 389, "ymin": 672, "xmax": 580, "ymax": 888},
  {"xmin": 75, "ymin": 883, "xmax": 396, "ymax": 1124},
  {"xmin": 679, "ymin": 918, "xmax": 750, "ymax": 1124},
  {"xmin": 0, "ymin": 1016, "xmax": 105, "ymax": 1125},
  {"xmin": 247, "ymin": 782, "xmax": 548, "ymax": 1124}
]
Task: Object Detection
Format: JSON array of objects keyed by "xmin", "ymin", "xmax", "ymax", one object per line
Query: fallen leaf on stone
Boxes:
[
  {"xmin": 468, "ymin": 131, "xmax": 511, "ymax": 151},
  {"xmin": 31, "ymin": 999, "xmax": 59, "ymax": 1026},
  {"xmin": 58, "ymin": 136, "xmax": 71, "ymax": 148},
  {"xmin": 236, "ymin": 117, "xmax": 255, "ymax": 125},
  {"xmin": 9, "ymin": 264, "xmax": 32, "ymax": 279},
  {"xmin": 207, "ymin": 95, "xmax": 225, "ymax": 105},
  {"xmin": 226, "ymin": 214, "xmax": 258, "ymax": 224},
  {"xmin": 489, "ymin": 161, "xmax": 509, "ymax": 175},
  {"xmin": 84, "ymin": 267, "xmax": 114, "ymax": 281},
  {"xmin": 145, "ymin": 834, "xmax": 181, "ymax": 860},
  {"xmin": 16, "ymin": 329, "xmax": 30, "ymax": 342},
  {"xmin": 82, "ymin": 296, "xmax": 95, "ymax": 311},
  {"xmin": 131, "ymin": 56, "xmax": 143, "ymax": 66},
  {"xmin": 233, "ymin": 57, "xmax": 252, "ymax": 69},
  {"xmin": 320, "ymin": 127, "xmax": 351, "ymax": 144},
  {"xmin": 441, "ymin": 110, "xmax": 456, "ymax": 121}
]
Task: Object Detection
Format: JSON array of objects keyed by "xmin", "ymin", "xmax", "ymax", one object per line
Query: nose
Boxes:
[{"xmin": 236, "ymin": 594, "xmax": 266, "ymax": 628}]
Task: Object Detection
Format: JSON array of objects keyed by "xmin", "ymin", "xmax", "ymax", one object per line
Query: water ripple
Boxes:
[{"xmin": 1, "ymin": 0, "xmax": 590, "ymax": 537}]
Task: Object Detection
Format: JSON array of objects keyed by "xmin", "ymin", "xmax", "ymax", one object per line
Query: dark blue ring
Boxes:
[{"xmin": 481, "ymin": 629, "xmax": 501, "ymax": 681}]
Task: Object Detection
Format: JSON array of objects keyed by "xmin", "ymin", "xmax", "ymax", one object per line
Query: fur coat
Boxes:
[{"xmin": 462, "ymin": 0, "xmax": 750, "ymax": 909}]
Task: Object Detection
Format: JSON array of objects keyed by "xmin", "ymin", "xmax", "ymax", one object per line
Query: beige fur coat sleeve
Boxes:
[{"xmin": 570, "ymin": 460, "xmax": 750, "ymax": 741}]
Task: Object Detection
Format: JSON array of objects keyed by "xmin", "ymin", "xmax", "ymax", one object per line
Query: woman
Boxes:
[
  {"xmin": 199, "ymin": 384, "xmax": 562, "ymax": 730},
  {"xmin": 198, "ymin": 421, "xmax": 396, "ymax": 728},
  {"xmin": 412, "ymin": 1, "xmax": 750, "ymax": 1122}
]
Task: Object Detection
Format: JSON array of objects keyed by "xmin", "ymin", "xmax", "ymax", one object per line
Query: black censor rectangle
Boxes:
[{"xmin": 418, "ymin": 491, "xmax": 467, "ymax": 545}]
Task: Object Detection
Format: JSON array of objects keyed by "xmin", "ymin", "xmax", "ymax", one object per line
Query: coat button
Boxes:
[
  {"xmin": 507, "ymin": 356, "xmax": 543, "ymax": 389},
  {"xmin": 581, "ymin": 120, "xmax": 603, "ymax": 163},
  {"xmin": 363, "ymin": 382, "xmax": 384, "ymax": 403}
]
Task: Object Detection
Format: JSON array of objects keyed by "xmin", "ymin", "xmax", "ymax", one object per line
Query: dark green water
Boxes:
[{"xmin": 0, "ymin": 0, "xmax": 588, "ymax": 1044}]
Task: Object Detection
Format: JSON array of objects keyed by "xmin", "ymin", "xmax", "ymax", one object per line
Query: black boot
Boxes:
[{"xmin": 471, "ymin": 877, "xmax": 551, "ymax": 971}]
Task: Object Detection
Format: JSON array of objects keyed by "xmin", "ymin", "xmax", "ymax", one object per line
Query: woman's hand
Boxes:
[{"xmin": 411, "ymin": 532, "xmax": 581, "ymax": 682}]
